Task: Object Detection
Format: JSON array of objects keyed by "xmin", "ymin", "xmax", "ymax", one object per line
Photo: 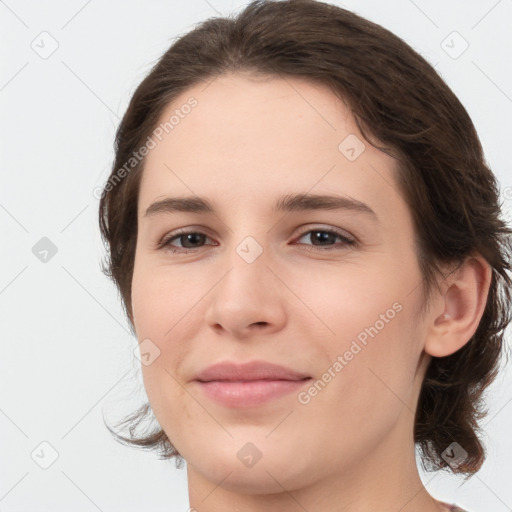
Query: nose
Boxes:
[{"xmin": 204, "ymin": 243, "xmax": 287, "ymax": 339}]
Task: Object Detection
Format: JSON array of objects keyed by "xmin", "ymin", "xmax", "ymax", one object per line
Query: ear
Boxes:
[{"xmin": 424, "ymin": 254, "xmax": 492, "ymax": 358}]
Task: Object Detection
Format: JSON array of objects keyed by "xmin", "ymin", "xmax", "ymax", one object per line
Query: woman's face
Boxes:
[{"xmin": 131, "ymin": 73, "xmax": 433, "ymax": 494}]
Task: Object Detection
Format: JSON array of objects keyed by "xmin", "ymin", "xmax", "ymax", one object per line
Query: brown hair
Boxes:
[{"xmin": 98, "ymin": 0, "xmax": 512, "ymax": 475}]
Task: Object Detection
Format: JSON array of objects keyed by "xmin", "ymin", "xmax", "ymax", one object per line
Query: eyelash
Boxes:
[{"xmin": 157, "ymin": 226, "xmax": 357, "ymax": 254}]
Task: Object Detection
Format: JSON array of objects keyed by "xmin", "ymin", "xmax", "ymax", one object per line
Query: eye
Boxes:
[
  {"xmin": 158, "ymin": 229, "xmax": 216, "ymax": 253},
  {"xmin": 157, "ymin": 226, "xmax": 356, "ymax": 254},
  {"xmin": 294, "ymin": 227, "xmax": 356, "ymax": 251}
]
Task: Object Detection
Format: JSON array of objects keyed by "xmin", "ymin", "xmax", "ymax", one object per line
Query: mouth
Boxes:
[
  {"xmin": 193, "ymin": 360, "xmax": 312, "ymax": 408},
  {"xmin": 196, "ymin": 377, "xmax": 313, "ymax": 407}
]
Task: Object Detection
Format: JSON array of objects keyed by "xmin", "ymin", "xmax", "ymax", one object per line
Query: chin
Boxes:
[{"xmin": 186, "ymin": 439, "xmax": 316, "ymax": 495}]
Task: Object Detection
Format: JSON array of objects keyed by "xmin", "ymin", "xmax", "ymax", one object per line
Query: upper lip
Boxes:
[{"xmin": 194, "ymin": 360, "xmax": 311, "ymax": 382}]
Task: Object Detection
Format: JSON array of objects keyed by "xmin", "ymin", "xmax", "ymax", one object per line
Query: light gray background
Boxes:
[{"xmin": 1, "ymin": 0, "xmax": 511, "ymax": 511}]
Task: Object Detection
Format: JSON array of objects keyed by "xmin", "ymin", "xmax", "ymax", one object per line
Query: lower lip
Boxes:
[{"xmin": 196, "ymin": 379, "xmax": 311, "ymax": 407}]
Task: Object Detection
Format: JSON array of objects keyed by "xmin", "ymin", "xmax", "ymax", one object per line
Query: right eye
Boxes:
[{"xmin": 158, "ymin": 230, "xmax": 217, "ymax": 253}]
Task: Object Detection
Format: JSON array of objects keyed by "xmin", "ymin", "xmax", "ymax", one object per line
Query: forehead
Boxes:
[{"xmin": 138, "ymin": 73, "xmax": 401, "ymax": 216}]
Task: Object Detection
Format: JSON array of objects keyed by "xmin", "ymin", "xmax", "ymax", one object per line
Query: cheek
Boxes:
[
  {"xmin": 131, "ymin": 264, "xmax": 192, "ymax": 425},
  {"xmin": 296, "ymin": 258, "xmax": 423, "ymax": 413},
  {"xmin": 288, "ymin": 260, "xmax": 405, "ymax": 342},
  {"xmin": 131, "ymin": 260, "xmax": 202, "ymax": 338}
]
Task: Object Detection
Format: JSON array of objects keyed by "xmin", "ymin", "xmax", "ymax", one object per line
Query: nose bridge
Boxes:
[
  {"xmin": 220, "ymin": 231, "xmax": 271, "ymax": 302},
  {"xmin": 204, "ymin": 227, "xmax": 286, "ymax": 335},
  {"xmin": 221, "ymin": 207, "xmax": 272, "ymax": 273}
]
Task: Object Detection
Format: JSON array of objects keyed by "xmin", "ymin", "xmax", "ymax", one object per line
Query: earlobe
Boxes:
[{"xmin": 424, "ymin": 255, "xmax": 492, "ymax": 358}]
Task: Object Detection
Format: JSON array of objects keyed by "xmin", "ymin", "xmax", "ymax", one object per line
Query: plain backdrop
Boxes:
[{"xmin": 1, "ymin": 1, "xmax": 511, "ymax": 511}]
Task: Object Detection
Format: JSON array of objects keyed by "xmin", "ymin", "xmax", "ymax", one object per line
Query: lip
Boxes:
[
  {"xmin": 195, "ymin": 360, "xmax": 310, "ymax": 382},
  {"xmin": 194, "ymin": 360, "xmax": 312, "ymax": 407}
]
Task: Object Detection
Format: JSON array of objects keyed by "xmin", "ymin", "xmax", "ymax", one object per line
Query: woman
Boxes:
[{"xmin": 98, "ymin": 1, "xmax": 512, "ymax": 510}]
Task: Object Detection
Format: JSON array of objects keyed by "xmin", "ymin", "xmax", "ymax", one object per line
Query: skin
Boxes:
[{"xmin": 130, "ymin": 72, "xmax": 491, "ymax": 512}]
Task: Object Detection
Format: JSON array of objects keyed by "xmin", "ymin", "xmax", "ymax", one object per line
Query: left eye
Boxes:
[
  {"xmin": 158, "ymin": 228, "xmax": 355, "ymax": 253},
  {"xmin": 295, "ymin": 229, "xmax": 355, "ymax": 250}
]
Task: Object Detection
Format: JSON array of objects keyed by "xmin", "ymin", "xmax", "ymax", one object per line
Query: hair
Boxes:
[{"xmin": 98, "ymin": 0, "xmax": 512, "ymax": 476}]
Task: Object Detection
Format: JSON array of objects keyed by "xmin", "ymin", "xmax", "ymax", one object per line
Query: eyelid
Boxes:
[{"xmin": 293, "ymin": 224, "xmax": 356, "ymax": 243}]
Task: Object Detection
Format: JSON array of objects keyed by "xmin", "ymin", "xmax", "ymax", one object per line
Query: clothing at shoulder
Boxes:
[{"xmin": 439, "ymin": 501, "xmax": 468, "ymax": 512}]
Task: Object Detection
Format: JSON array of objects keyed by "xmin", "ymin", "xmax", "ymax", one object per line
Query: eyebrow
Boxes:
[{"xmin": 144, "ymin": 193, "xmax": 377, "ymax": 219}]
